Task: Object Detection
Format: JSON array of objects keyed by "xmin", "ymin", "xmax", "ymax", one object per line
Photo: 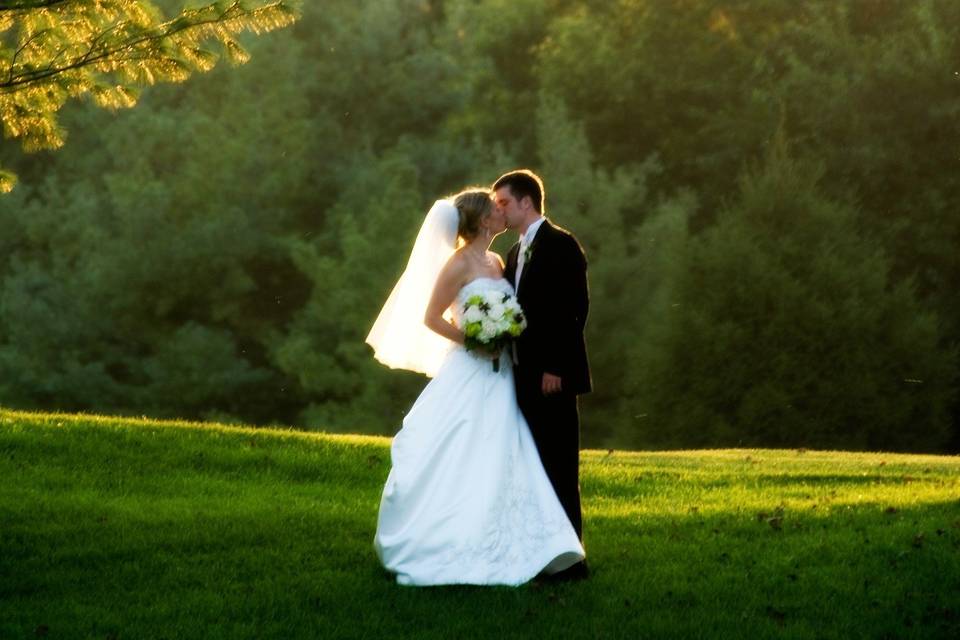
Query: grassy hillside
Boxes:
[{"xmin": 2, "ymin": 408, "xmax": 958, "ymax": 639}]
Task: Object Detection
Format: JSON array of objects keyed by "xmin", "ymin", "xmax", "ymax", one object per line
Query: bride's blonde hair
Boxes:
[{"xmin": 452, "ymin": 188, "xmax": 494, "ymax": 245}]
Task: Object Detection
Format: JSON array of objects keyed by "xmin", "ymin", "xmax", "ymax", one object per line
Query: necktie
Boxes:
[
  {"xmin": 515, "ymin": 240, "xmax": 528, "ymax": 292},
  {"xmin": 512, "ymin": 242, "xmax": 526, "ymax": 365}
]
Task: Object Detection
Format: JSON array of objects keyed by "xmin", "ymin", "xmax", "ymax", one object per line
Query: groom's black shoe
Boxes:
[{"xmin": 550, "ymin": 561, "xmax": 590, "ymax": 582}]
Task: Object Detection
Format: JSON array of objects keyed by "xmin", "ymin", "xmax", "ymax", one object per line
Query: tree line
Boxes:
[{"xmin": 1, "ymin": 0, "xmax": 957, "ymax": 452}]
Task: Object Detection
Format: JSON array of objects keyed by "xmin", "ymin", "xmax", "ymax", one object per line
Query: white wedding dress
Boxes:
[{"xmin": 374, "ymin": 277, "xmax": 585, "ymax": 586}]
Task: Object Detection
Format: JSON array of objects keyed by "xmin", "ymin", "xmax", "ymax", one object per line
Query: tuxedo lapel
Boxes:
[
  {"xmin": 517, "ymin": 220, "xmax": 552, "ymax": 295},
  {"xmin": 506, "ymin": 242, "xmax": 520, "ymax": 287}
]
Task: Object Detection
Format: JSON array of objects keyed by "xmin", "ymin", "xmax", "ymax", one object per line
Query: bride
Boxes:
[{"xmin": 366, "ymin": 189, "xmax": 585, "ymax": 586}]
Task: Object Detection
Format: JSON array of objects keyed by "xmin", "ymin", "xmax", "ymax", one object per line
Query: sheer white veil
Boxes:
[{"xmin": 365, "ymin": 199, "xmax": 460, "ymax": 377}]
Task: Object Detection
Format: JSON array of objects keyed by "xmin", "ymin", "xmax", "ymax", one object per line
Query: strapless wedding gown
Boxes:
[{"xmin": 374, "ymin": 277, "xmax": 585, "ymax": 586}]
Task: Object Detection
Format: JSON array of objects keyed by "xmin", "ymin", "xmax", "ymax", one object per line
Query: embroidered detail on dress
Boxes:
[{"xmin": 435, "ymin": 445, "xmax": 568, "ymax": 582}]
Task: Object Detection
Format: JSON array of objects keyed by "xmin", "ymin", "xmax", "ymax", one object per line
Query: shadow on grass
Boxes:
[
  {"xmin": 743, "ymin": 473, "xmax": 950, "ymax": 487},
  {"xmin": 586, "ymin": 470, "xmax": 956, "ymax": 497}
]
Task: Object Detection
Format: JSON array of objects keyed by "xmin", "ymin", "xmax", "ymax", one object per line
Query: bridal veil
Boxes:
[{"xmin": 365, "ymin": 199, "xmax": 459, "ymax": 377}]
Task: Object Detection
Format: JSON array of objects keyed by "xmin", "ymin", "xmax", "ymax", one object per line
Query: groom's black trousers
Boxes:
[{"xmin": 515, "ymin": 369, "xmax": 583, "ymax": 540}]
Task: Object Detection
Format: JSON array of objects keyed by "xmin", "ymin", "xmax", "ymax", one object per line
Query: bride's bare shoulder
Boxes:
[
  {"xmin": 437, "ymin": 250, "xmax": 471, "ymax": 286},
  {"xmin": 445, "ymin": 248, "xmax": 471, "ymax": 271}
]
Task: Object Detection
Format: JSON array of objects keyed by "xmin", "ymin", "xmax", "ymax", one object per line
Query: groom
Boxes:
[{"xmin": 495, "ymin": 169, "xmax": 592, "ymax": 579}]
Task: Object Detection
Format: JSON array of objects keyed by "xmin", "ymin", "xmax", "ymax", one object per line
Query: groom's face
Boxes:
[{"xmin": 494, "ymin": 186, "xmax": 526, "ymax": 230}]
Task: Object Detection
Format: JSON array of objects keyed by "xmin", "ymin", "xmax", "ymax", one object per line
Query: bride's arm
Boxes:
[{"xmin": 423, "ymin": 255, "xmax": 467, "ymax": 345}]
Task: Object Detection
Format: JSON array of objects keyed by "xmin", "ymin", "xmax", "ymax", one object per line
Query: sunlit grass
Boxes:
[{"xmin": 2, "ymin": 408, "xmax": 958, "ymax": 639}]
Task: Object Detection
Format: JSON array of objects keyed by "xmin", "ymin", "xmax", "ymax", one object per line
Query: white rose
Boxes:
[
  {"xmin": 480, "ymin": 318, "xmax": 499, "ymax": 341},
  {"xmin": 463, "ymin": 306, "xmax": 484, "ymax": 323},
  {"xmin": 484, "ymin": 290, "xmax": 503, "ymax": 306},
  {"xmin": 487, "ymin": 302, "xmax": 505, "ymax": 320}
]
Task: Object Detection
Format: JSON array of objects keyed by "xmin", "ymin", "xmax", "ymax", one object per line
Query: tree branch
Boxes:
[
  {"xmin": 0, "ymin": 2, "xmax": 289, "ymax": 92},
  {"xmin": 0, "ymin": 0, "xmax": 73, "ymax": 11}
]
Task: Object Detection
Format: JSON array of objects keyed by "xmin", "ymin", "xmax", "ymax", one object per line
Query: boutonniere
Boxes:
[{"xmin": 523, "ymin": 244, "xmax": 534, "ymax": 264}]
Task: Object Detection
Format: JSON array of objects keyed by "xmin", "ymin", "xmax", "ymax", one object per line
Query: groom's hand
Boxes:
[{"xmin": 542, "ymin": 372, "xmax": 562, "ymax": 395}]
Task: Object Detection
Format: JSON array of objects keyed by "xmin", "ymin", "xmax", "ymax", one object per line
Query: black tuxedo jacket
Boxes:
[{"xmin": 506, "ymin": 220, "xmax": 592, "ymax": 396}]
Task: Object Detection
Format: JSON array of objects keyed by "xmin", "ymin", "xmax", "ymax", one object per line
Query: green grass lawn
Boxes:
[{"xmin": 2, "ymin": 408, "xmax": 958, "ymax": 639}]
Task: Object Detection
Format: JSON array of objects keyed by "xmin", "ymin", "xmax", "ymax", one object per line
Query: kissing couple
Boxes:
[{"xmin": 366, "ymin": 169, "xmax": 592, "ymax": 586}]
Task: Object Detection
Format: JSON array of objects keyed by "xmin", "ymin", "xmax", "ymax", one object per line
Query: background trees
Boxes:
[{"xmin": 1, "ymin": 0, "xmax": 957, "ymax": 452}]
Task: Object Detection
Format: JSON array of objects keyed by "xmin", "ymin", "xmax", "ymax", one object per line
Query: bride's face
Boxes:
[{"xmin": 484, "ymin": 204, "xmax": 507, "ymax": 235}]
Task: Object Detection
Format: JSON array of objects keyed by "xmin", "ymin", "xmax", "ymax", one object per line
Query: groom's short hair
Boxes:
[{"xmin": 493, "ymin": 169, "xmax": 545, "ymax": 213}]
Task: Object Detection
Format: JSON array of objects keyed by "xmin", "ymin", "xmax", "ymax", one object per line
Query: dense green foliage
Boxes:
[
  {"xmin": 1, "ymin": 1, "xmax": 958, "ymax": 451},
  {"xmin": 3, "ymin": 409, "xmax": 959, "ymax": 638}
]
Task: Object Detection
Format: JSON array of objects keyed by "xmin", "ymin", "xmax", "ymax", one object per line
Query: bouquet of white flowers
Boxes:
[{"xmin": 461, "ymin": 289, "xmax": 527, "ymax": 372}]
